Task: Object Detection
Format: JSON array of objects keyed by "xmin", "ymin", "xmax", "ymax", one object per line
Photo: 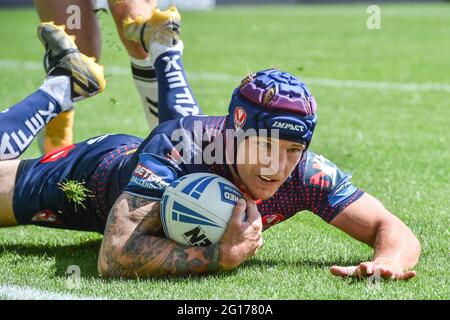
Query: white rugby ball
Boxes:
[{"xmin": 160, "ymin": 173, "xmax": 243, "ymax": 246}]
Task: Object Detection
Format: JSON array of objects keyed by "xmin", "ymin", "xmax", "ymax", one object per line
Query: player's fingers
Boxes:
[
  {"xmin": 330, "ymin": 266, "xmax": 357, "ymax": 278},
  {"xmin": 242, "ymin": 193, "xmax": 256, "ymax": 205},
  {"xmin": 257, "ymin": 236, "xmax": 264, "ymax": 249},
  {"xmin": 378, "ymin": 266, "xmax": 395, "ymax": 279},
  {"xmin": 366, "ymin": 262, "xmax": 374, "ymax": 275},
  {"xmin": 245, "ymin": 198, "xmax": 261, "ymax": 224},
  {"xmin": 252, "ymin": 240, "xmax": 263, "ymax": 256},
  {"xmin": 395, "ymin": 271, "xmax": 417, "ymax": 281},
  {"xmin": 231, "ymin": 199, "xmax": 246, "ymax": 224},
  {"xmin": 357, "ymin": 262, "xmax": 373, "ymax": 277}
]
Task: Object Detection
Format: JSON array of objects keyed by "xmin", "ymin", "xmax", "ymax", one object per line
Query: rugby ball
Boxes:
[{"xmin": 160, "ymin": 173, "xmax": 243, "ymax": 246}]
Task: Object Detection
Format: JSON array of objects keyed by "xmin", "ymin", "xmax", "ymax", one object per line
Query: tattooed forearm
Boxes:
[
  {"xmin": 98, "ymin": 193, "xmax": 223, "ymax": 278},
  {"xmin": 122, "ymin": 231, "xmax": 222, "ymax": 277}
]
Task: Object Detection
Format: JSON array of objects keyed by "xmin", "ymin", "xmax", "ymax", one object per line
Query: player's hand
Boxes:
[
  {"xmin": 218, "ymin": 197, "xmax": 263, "ymax": 271},
  {"xmin": 330, "ymin": 259, "xmax": 417, "ymax": 281}
]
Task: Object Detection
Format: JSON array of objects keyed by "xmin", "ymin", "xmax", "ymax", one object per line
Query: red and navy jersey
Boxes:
[
  {"xmin": 122, "ymin": 115, "xmax": 364, "ymax": 229},
  {"xmin": 13, "ymin": 115, "xmax": 363, "ymax": 233},
  {"xmin": 13, "ymin": 134, "xmax": 142, "ymax": 232}
]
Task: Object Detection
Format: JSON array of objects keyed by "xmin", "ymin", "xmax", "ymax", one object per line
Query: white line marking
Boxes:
[
  {"xmin": 304, "ymin": 77, "xmax": 450, "ymax": 93},
  {"xmin": 0, "ymin": 284, "xmax": 107, "ymax": 300},
  {"xmin": 1, "ymin": 59, "xmax": 449, "ymax": 93}
]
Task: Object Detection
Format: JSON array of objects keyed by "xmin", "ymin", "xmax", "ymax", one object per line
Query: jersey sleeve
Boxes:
[
  {"xmin": 299, "ymin": 151, "xmax": 364, "ymax": 223},
  {"xmin": 123, "ymin": 133, "xmax": 181, "ymax": 200}
]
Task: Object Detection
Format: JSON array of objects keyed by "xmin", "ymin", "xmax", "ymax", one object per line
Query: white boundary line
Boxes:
[
  {"xmin": 0, "ymin": 284, "xmax": 107, "ymax": 300},
  {"xmin": 1, "ymin": 59, "xmax": 450, "ymax": 93}
]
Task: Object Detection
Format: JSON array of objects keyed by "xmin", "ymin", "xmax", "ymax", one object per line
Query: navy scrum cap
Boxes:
[{"xmin": 227, "ymin": 69, "xmax": 318, "ymax": 149}]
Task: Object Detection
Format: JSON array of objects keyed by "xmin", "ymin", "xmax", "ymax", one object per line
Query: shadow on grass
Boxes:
[
  {"xmin": 243, "ymin": 256, "xmax": 367, "ymax": 270},
  {"xmin": 0, "ymin": 239, "xmax": 241, "ymax": 283},
  {"xmin": 240, "ymin": 256, "xmax": 374, "ymax": 285},
  {"xmin": 0, "ymin": 239, "xmax": 370, "ymax": 285},
  {"xmin": 0, "ymin": 239, "xmax": 101, "ymax": 278}
]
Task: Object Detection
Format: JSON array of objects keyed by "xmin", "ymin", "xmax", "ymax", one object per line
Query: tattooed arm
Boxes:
[{"xmin": 98, "ymin": 193, "xmax": 262, "ymax": 278}]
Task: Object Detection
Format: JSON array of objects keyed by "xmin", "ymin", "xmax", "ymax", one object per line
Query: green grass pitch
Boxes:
[{"xmin": 0, "ymin": 3, "xmax": 449, "ymax": 300}]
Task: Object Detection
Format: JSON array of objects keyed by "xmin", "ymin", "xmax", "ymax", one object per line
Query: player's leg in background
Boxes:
[
  {"xmin": 34, "ymin": 0, "xmax": 102, "ymax": 154},
  {"xmin": 0, "ymin": 22, "xmax": 105, "ymax": 160},
  {"xmin": 0, "ymin": 82, "xmax": 69, "ymax": 160},
  {"xmin": 123, "ymin": 5, "xmax": 204, "ymax": 124},
  {"xmin": 0, "ymin": 160, "xmax": 20, "ymax": 227},
  {"xmin": 153, "ymin": 39, "xmax": 203, "ymax": 123},
  {"xmin": 108, "ymin": 0, "xmax": 160, "ymax": 130}
]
